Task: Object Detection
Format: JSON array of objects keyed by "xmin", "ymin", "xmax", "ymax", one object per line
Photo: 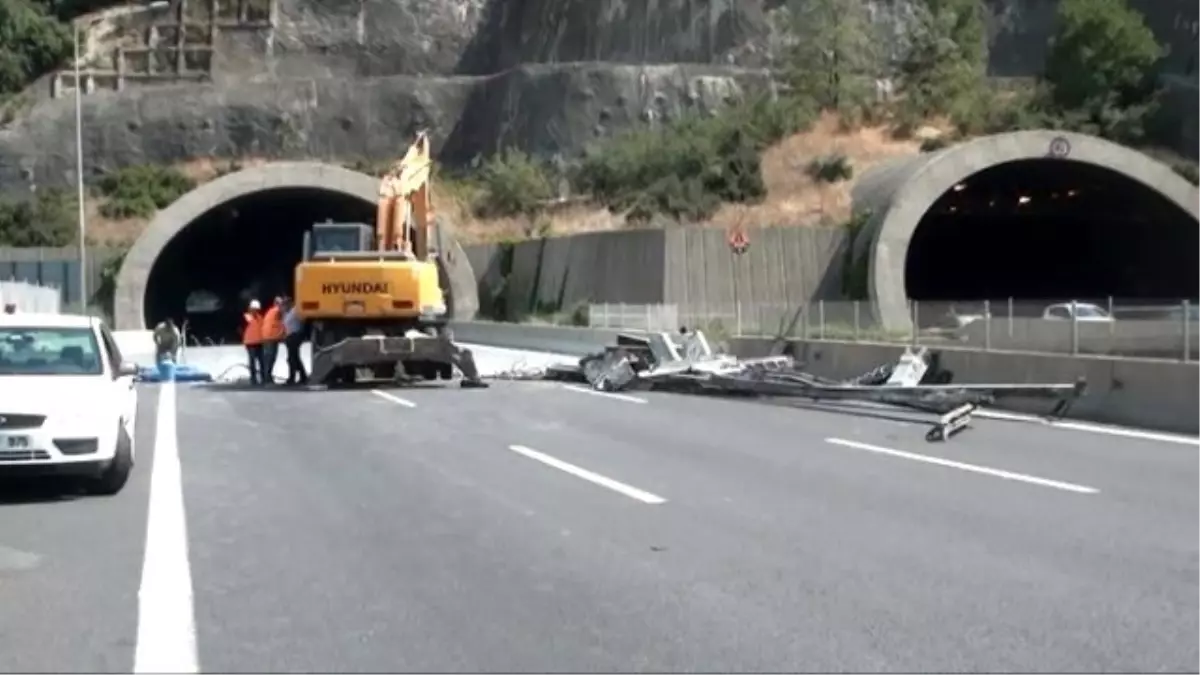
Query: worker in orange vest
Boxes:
[
  {"xmin": 260, "ymin": 295, "xmax": 287, "ymax": 385},
  {"xmin": 243, "ymin": 299, "xmax": 266, "ymax": 386}
]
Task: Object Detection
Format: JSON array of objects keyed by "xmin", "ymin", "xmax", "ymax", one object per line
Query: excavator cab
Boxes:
[{"xmin": 291, "ymin": 132, "xmax": 486, "ymax": 389}]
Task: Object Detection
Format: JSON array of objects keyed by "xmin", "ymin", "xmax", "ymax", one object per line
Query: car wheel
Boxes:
[{"xmin": 88, "ymin": 422, "xmax": 134, "ymax": 496}]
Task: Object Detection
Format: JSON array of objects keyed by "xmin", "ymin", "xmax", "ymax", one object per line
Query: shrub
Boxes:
[
  {"xmin": 473, "ymin": 149, "xmax": 554, "ymax": 218},
  {"xmin": 805, "ymin": 153, "xmax": 853, "ymax": 183},
  {"xmin": 0, "ymin": 187, "xmax": 75, "ymax": 246},
  {"xmin": 1172, "ymin": 161, "xmax": 1199, "ymax": 186},
  {"xmin": 96, "ymin": 164, "xmax": 195, "ymax": 219},
  {"xmin": 572, "ymin": 96, "xmax": 804, "ymax": 223},
  {"xmin": 919, "ymin": 136, "xmax": 952, "ymax": 153}
]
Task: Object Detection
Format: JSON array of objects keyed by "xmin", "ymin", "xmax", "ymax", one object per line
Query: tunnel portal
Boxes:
[
  {"xmin": 115, "ymin": 162, "xmax": 481, "ymax": 337},
  {"xmin": 861, "ymin": 130, "xmax": 1200, "ymax": 330},
  {"xmin": 143, "ymin": 187, "xmax": 374, "ymax": 342},
  {"xmin": 905, "ymin": 158, "xmax": 1199, "ymax": 305}
]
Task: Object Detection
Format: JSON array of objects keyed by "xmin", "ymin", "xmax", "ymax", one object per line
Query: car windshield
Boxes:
[
  {"xmin": 1074, "ymin": 305, "xmax": 1108, "ymax": 318},
  {"xmin": 0, "ymin": 326, "xmax": 103, "ymax": 376}
]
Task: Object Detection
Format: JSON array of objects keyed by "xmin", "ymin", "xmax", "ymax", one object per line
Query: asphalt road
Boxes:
[{"xmin": 1, "ymin": 371, "xmax": 1197, "ymax": 672}]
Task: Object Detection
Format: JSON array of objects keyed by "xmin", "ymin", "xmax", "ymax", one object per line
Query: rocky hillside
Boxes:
[
  {"xmin": 0, "ymin": 0, "xmax": 1193, "ymax": 197},
  {"xmin": 0, "ymin": 0, "xmax": 774, "ymax": 194}
]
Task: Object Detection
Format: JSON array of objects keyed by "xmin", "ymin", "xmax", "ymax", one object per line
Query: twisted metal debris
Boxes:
[{"xmin": 541, "ymin": 330, "xmax": 1087, "ymax": 443}]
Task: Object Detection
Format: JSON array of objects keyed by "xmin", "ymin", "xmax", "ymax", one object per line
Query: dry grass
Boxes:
[
  {"xmin": 453, "ymin": 112, "xmax": 937, "ymax": 243},
  {"xmin": 83, "ymin": 115, "xmax": 942, "ymax": 246}
]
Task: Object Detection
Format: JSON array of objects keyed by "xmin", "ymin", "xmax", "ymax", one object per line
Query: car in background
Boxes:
[
  {"xmin": 1042, "ymin": 302, "xmax": 1114, "ymax": 322},
  {"xmin": 0, "ymin": 313, "xmax": 139, "ymax": 495}
]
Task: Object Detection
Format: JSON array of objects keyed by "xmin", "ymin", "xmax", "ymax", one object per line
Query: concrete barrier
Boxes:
[
  {"xmin": 449, "ymin": 321, "xmax": 631, "ymax": 356},
  {"xmin": 731, "ymin": 337, "xmax": 1200, "ymax": 435}
]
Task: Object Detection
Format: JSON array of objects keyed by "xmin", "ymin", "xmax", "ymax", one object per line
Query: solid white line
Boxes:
[
  {"xmin": 134, "ymin": 382, "xmax": 199, "ymax": 673},
  {"xmin": 825, "ymin": 437, "xmax": 1099, "ymax": 494},
  {"xmin": 371, "ymin": 389, "xmax": 417, "ymax": 408},
  {"xmin": 974, "ymin": 410, "xmax": 1199, "ymax": 446},
  {"xmin": 508, "ymin": 444, "xmax": 667, "ymax": 504},
  {"xmin": 561, "ymin": 384, "xmax": 648, "ymax": 404}
]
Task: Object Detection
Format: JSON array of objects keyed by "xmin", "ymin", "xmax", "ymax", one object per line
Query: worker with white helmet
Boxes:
[{"xmin": 242, "ymin": 299, "xmax": 266, "ymax": 385}]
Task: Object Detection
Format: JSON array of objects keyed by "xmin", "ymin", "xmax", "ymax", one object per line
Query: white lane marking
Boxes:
[
  {"xmin": 508, "ymin": 444, "xmax": 667, "ymax": 504},
  {"xmin": 974, "ymin": 410, "xmax": 1199, "ymax": 446},
  {"xmin": 371, "ymin": 389, "xmax": 417, "ymax": 408},
  {"xmin": 825, "ymin": 437, "xmax": 1099, "ymax": 494},
  {"xmin": 562, "ymin": 384, "xmax": 648, "ymax": 404},
  {"xmin": 134, "ymin": 382, "xmax": 200, "ymax": 673}
]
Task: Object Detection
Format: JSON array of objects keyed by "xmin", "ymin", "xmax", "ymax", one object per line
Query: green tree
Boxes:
[
  {"xmin": 773, "ymin": 0, "xmax": 887, "ymax": 114},
  {"xmin": 0, "ymin": 188, "xmax": 76, "ymax": 246},
  {"xmin": 1041, "ymin": 0, "xmax": 1163, "ymax": 142},
  {"xmin": 0, "ymin": 0, "xmax": 72, "ymax": 97},
  {"xmin": 897, "ymin": 0, "xmax": 988, "ymax": 120}
]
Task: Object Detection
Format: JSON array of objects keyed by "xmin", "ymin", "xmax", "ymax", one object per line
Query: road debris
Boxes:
[{"xmin": 536, "ymin": 330, "xmax": 1087, "ymax": 443}]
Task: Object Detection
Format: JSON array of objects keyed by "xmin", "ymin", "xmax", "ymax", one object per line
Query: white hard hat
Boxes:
[{"xmin": 249, "ymin": 299, "xmax": 261, "ymax": 310}]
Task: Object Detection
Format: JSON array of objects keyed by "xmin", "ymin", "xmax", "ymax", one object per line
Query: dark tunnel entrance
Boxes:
[
  {"xmin": 144, "ymin": 187, "xmax": 375, "ymax": 343},
  {"xmin": 905, "ymin": 159, "xmax": 1199, "ymax": 314}
]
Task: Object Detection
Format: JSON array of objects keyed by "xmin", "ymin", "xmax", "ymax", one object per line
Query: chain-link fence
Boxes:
[
  {"xmin": 0, "ymin": 280, "xmax": 63, "ymax": 313},
  {"xmin": 587, "ymin": 298, "xmax": 1198, "ymax": 362}
]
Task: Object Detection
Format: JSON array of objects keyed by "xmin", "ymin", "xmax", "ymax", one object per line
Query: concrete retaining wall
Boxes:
[
  {"xmin": 464, "ymin": 225, "xmax": 847, "ymax": 319},
  {"xmin": 731, "ymin": 338, "xmax": 1200, "ymax": 435}
]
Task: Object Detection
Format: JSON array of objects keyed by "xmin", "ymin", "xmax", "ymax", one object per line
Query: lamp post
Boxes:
[
  {"xmin": 73, "ymin": 19, "xmax": 86, "ymax": 314},
  {"xmin": 73, "ymin": 0, "xmax": 169, "ymax": 314}
]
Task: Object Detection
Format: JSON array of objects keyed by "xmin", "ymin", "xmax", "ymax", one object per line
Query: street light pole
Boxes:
[{"xmin": 73, "ymin": 20, "xmax": 87, "ymax": 314}]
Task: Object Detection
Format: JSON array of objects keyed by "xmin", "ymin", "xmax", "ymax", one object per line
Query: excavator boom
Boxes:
[{"xmin": 375, "ymin": 131, "xmax": 434, "ymax": 255}]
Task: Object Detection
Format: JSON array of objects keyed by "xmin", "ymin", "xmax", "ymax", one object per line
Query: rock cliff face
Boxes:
[
  {"xmin": 0, "ymin": 0, "xmax": 773, "ymax": 195},
  {"xmin": 0, "ymin": 0, "xmax": 1193, "ymax": 195}
]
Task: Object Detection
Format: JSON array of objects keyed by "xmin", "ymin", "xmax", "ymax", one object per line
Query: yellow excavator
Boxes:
[{"xmin": 293, "ymin": 131, "xmax": 487, "ymax": 388}]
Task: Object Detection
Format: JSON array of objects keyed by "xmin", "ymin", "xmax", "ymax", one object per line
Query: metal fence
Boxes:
[
  {"xmin": 587, "ymin": 298, "xmax": 1198, "ymax": 362},
  {"xmin": 0, "ymin": 280, "xmax": 63, "ymax": 313}
]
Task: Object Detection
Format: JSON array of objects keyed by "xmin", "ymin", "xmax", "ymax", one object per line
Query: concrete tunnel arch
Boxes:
[
  {"xmin": 114, "ymin": 162, "xmax": 480, "ymax": 331},
  {"xmin": 852, "ymin": 129, "xmax": 1200, "ymax": 330}
]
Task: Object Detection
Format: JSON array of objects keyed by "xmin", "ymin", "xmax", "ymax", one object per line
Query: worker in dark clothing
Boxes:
[
  {"xmin": 243, "ymin": 299, "xmax": 266, "ymax": 385},
  {"xmin": 282, "ymin": 296, "xmax": 308, "ymax": 385}
]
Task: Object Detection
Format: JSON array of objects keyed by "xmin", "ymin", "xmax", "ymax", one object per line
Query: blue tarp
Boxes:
[{"xmin": 136, "ymin": 360, "xmax": 214, "ymax": 383}]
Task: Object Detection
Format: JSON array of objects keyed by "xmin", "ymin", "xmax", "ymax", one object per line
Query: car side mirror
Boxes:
[{"xmin": 118, "ymin": 362, "xmax": 140, "ymax": 377}]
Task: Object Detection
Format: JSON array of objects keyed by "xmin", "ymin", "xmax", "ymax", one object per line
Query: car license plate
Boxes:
[{"xmin": 3, "ymin": 435, "xmax": 30, "ymax": 449}]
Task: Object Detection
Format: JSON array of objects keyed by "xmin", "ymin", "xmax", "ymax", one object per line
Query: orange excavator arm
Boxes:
[{"xmin": 375, "ymin": 131, "xmax": 434, "ymax": 256}]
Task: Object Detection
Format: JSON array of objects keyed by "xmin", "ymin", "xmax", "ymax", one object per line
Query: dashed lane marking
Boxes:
[
  {"xmin": 508, "ymin": 444, "xmax": 667, "ymax": 504},
  {"xmin": 371, "ymin": 390, "xmax": 418, "ymax": 408},
  {"xmin": 825, "ymin": 437, "xmax": 1099, "ymax": 494}
]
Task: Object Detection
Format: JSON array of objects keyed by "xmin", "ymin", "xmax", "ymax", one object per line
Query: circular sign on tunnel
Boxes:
[
  {"xmin": 728, "ymin": 228, "xmax": 750, "ymax": 255},
  {"xmin": 1048, "ymin": 136, "xmax": 1071, "ymax": 158}
]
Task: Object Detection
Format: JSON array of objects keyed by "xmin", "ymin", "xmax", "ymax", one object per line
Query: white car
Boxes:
[
  {"xmin": 0, "ymin": 312, "xmax": 139, "ymax": 495},
  {"xmin": 1042, "ymin": 302, "xmax": 1114, "ymax": 322}
]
